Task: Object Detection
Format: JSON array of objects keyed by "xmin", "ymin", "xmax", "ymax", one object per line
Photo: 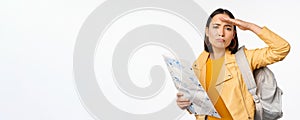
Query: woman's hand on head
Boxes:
[
  {"xmin": 220, "ymin": 17, "xmax": 262, "ymax": 34},
  {"xmin": 220, "ymin": 17, "xmax": 251, "ymax": 30},
  {"xmin": 176, "ymin": 92, "xmax": 191, "ymax": 110}
]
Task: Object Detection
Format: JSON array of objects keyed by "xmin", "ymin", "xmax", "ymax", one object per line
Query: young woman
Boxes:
[{"xmin": 176, "ymin": 8, "xmax": 290, "ymax": 120}]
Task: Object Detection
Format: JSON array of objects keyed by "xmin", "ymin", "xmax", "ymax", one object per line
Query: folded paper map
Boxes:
[{"xmin": 163, "ymin": 54, "xmax": 220, "ymax": 118}]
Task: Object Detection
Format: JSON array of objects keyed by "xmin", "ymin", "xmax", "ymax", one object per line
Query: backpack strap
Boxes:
[
  {"xmin": 235, "ymin": 46, "xmax": 263, "ymax": 120},
  {"xmin": 235, "ymin": 46, "xmax": 257, "ymax": 96}
]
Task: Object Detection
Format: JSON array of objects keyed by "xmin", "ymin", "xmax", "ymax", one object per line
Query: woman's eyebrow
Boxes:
[
  {"xmin": 212, "ymin": 23, "xmax": 232, "ymax": 27},
  {"xmin": 224, "ymin": 24, "xmax": 233, "ymax": 27},
  {"xmin": 212, "ymin": 23, "xmax": 221, "ymax": 26}
]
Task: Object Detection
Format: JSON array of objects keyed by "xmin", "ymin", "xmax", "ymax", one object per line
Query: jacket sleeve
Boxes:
[{"xmin": 244, "ymin": 26, "xmax": 291, "ymax": 70}]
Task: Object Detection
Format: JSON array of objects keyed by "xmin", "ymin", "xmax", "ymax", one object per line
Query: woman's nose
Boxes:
[{"xmin": 218, "ymin": 28, "xmax": 224, "ymax": 37}]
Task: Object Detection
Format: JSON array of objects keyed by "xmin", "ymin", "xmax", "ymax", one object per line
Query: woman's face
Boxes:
[{"xmin": 206, "ymin": 13, "xmax": 235, "ymax": 51}]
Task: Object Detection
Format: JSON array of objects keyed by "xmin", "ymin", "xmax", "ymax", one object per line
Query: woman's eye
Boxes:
[
  {"xmin": 225, "ymin": 27, "xmax": 232, "ymax": 31},
  {"xmin": 213, "ymin": 26, "xmax": 218, "ymax": 29}
]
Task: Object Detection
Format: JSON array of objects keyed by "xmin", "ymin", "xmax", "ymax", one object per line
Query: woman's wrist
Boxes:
[{"xmin": 249, "ymin": 23, "xmax": 262, "ymax": 35}]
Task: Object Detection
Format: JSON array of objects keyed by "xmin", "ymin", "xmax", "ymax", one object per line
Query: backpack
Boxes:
[{"xmin": 235, "ymin": 46, "xmax": 283, "ymax": 120}]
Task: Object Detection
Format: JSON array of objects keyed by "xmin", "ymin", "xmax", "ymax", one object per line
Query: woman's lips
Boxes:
[{"xmin": 216, "ymin": 38, "xmax": 225, "ymax": 42}]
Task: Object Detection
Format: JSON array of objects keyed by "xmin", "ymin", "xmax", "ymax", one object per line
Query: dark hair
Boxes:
[{"xmin": 204, "ymin": 8, "xmax": 239, "ymax": 54}]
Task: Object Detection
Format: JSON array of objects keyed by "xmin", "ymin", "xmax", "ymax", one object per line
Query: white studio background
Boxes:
[{"xmin": 0, "ymin": 0, "xmax": 299, "ymax": 120}]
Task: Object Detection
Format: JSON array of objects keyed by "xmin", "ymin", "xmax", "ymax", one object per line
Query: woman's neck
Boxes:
[{"xmin": 210, "ymin": 48, "xmax": 225, "ymax": 59}]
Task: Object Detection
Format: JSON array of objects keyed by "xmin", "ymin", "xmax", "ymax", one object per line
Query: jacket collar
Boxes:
[
  {"xmin": 192, "ymin": 49, "xmax": 235, "ymax": 90},
  {"xmin": 193, "ymin": 49, "xmax": 235, "ymax": 70}
]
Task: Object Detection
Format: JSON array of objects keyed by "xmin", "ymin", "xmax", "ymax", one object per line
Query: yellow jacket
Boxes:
[{"xmin": 192, "ymin": 27, "xmax": 290, "ymax": 120}]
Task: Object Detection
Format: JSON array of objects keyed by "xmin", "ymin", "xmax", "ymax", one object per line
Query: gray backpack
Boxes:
[{"xmin": 235, "ymin": 46, "xmax": 283, "ymax": 120}]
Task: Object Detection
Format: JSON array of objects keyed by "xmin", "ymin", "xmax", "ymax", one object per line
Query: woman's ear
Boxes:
[{"xmin": 232, "ymin": 30, "xmax": 236, "ymax": 40}]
